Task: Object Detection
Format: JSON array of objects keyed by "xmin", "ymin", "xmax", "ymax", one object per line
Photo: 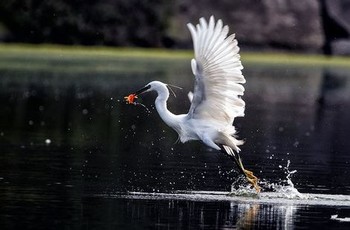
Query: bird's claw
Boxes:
[{"xmin": 244, "ymin": 169, "xmax": 261, "ymax": 193}]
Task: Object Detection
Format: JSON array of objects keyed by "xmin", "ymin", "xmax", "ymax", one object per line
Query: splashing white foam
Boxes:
[
  {"xmin": 231, "ymin": 160, "xmax": 307, "ymax": 199},
  {"xmin": 331, "ymin": 215, "xmax": 350, "ymax": 222},
  {"xmin": 269, "ymin": 160, "xmax": 307, "ymax": 199},
  {"xmin": 230, "ymin": 184, "xmax": 260, "ymax": 197},
  {"xmin": 230, "ymin": 175, "xmax": 260, "ymax": 197}
]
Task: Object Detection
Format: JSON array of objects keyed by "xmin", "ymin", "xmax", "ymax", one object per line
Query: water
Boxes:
[{"xmin": 1, "ymin": 54, "xmax": 350, "ymax": 229}]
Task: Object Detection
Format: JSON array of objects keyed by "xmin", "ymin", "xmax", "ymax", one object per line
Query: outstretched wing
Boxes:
[{"xmin": 187, "ymin": 16, "xmax": 245, "ymax": 126}]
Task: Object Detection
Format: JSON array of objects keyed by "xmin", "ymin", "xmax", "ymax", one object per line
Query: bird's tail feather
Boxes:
[{"xmin": 217, "ymin": 132, "xmax": 244, "ymax": 153}]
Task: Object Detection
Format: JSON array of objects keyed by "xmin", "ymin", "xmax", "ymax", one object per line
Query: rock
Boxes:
[
  {"xmin": 331, "ymin": 39, "xmax": 350, "ymax": 55},
  {"xmin": 167, "ymin": 0, "xmax": 324, "ymax": 52},
  {"xmin": 322, "ymin": 0, "xmax": 350, "ymax": 55},
  {"xmin": 324, "ymin": 0, "xmax": 350, "ymax": 32}
]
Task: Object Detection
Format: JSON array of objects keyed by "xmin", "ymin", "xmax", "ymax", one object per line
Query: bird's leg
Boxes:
[
  {"xmin": 236, "ymin": 155, "xmax": 261, "ymax": 193},
  {"xmin": 243, "ymin": 169, "xmax": 260, "ymax": 193},
  {"xmin": 221, "ymin": 147, "xmax": 261, "ymax": 193},
  {"xmin": 236, "ymin": 154, "xmax": 260, "ymax": 192}
]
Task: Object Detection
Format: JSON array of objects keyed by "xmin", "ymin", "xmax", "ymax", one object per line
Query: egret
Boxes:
[{"xmin": 125, "ymin": 16, "xmax": 260, "ymax": 192}]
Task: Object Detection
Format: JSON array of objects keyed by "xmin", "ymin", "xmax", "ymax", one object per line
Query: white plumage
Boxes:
[
  {"xmin": 187, "ymin": 16, "xmax": 245, "ymax": 126},
  {"xmin": 128, "ymin": 16, "xmax": 260, "ymax": 192}
]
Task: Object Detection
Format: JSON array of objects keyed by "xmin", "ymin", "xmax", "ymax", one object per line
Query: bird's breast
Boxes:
[{"xmin": 176, "ymin": 120, "xmax": 200, "ymax": 143}]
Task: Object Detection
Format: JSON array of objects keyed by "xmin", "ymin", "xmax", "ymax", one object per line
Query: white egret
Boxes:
[{"xmin": 125, "ymin": 16, "xmax": 260, "ymax": 192}]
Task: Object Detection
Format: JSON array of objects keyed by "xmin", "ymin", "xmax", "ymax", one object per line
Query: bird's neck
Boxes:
[{"xmin": 154, "ymin": 90, "xmax": 180, "ymax": 130}]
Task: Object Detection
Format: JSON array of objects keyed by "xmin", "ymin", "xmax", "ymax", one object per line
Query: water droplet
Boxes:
[{"xmin": 134, "ymin": 102, "xmax": 151, "ymax": 114}]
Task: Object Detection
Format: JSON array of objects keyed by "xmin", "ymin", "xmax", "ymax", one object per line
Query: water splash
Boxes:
[
  {"xmin": 271, "ymin": 160, "xmax": 306, "ymax": 199},
  {"xmin": 331, "ymin": 215, "xmax": 350, "ymax": 222},
  {"xmin": 230, "ymin": 160, "xmax": 307, "ymax": 199},
  {"xmin": 230, "ymin": 184, "xmax": 260, "ymax": 198},
  {"xmin": 134, "ymin": 102, "xmax": 151, "ymax": 114},
  {"xmin": 230, "ymin": 175, "xmax": 260, "ymax": 197}
]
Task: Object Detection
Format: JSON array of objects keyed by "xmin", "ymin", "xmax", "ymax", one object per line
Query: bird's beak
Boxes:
[
  {"xmin": 124, "ymin": 85, "xmax": 151, "ymax": 104},
  {"xmin": 134, "ymin": 84, "xmax": 151, "ymax": 96}
]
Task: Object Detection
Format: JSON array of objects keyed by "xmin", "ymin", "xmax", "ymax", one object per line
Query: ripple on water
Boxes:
[{"xmin": 109, "ymin": 161, "xmax": 350, "ymax": 207}]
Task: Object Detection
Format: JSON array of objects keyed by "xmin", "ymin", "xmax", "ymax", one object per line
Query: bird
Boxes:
[{"xmin": 124, "ymin": 16, "xmax": 260, "ymax": 192}]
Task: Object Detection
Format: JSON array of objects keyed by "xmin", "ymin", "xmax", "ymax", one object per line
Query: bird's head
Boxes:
[{"xmin": 124, "ymin": 81, "xmax": 166, "ymax": 104}]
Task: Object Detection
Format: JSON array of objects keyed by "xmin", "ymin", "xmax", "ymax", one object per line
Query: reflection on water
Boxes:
[
  {"xmin": 84, "ymin": 196, "xmax": 349, "ymax": 229},
  {"xmin": 84, "ymin": 198, "xmax": 291, "ymax": 229},
  {"xmin": 1, "ymin": 56, "xmax": 350, "ymax": 229}
]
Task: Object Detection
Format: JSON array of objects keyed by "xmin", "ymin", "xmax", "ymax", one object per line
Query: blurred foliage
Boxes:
[
  {"xmin": 2, "ymin": 44, "xmax": 350, "ymax": 71},
  {"xmin": 0, "ymin": 0, "xmax": 171, "ymax": 47}
]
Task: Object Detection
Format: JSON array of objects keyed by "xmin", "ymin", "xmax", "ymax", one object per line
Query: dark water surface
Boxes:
[{"xmin": 1, "ymin": 56, "xmax": 350, "ymax": 229}]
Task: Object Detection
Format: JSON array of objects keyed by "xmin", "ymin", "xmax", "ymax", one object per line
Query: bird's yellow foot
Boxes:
[{"xmin": 244, "ymin": 169, "xmax": 261, "ymax": 193}]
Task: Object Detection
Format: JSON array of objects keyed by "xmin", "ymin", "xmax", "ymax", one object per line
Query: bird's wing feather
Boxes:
[{"xmin": 187, "ymin": 16, "xmax": 245, "ymax": 125}]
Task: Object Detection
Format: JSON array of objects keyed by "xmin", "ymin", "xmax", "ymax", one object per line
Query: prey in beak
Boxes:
[
  {"xmin": 124, "ymin": 85, "xmax": 151, "ymax": 105},
  {"xmin": 124, "ymin": 94, "xmax": 138, "ymax": 104}
]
